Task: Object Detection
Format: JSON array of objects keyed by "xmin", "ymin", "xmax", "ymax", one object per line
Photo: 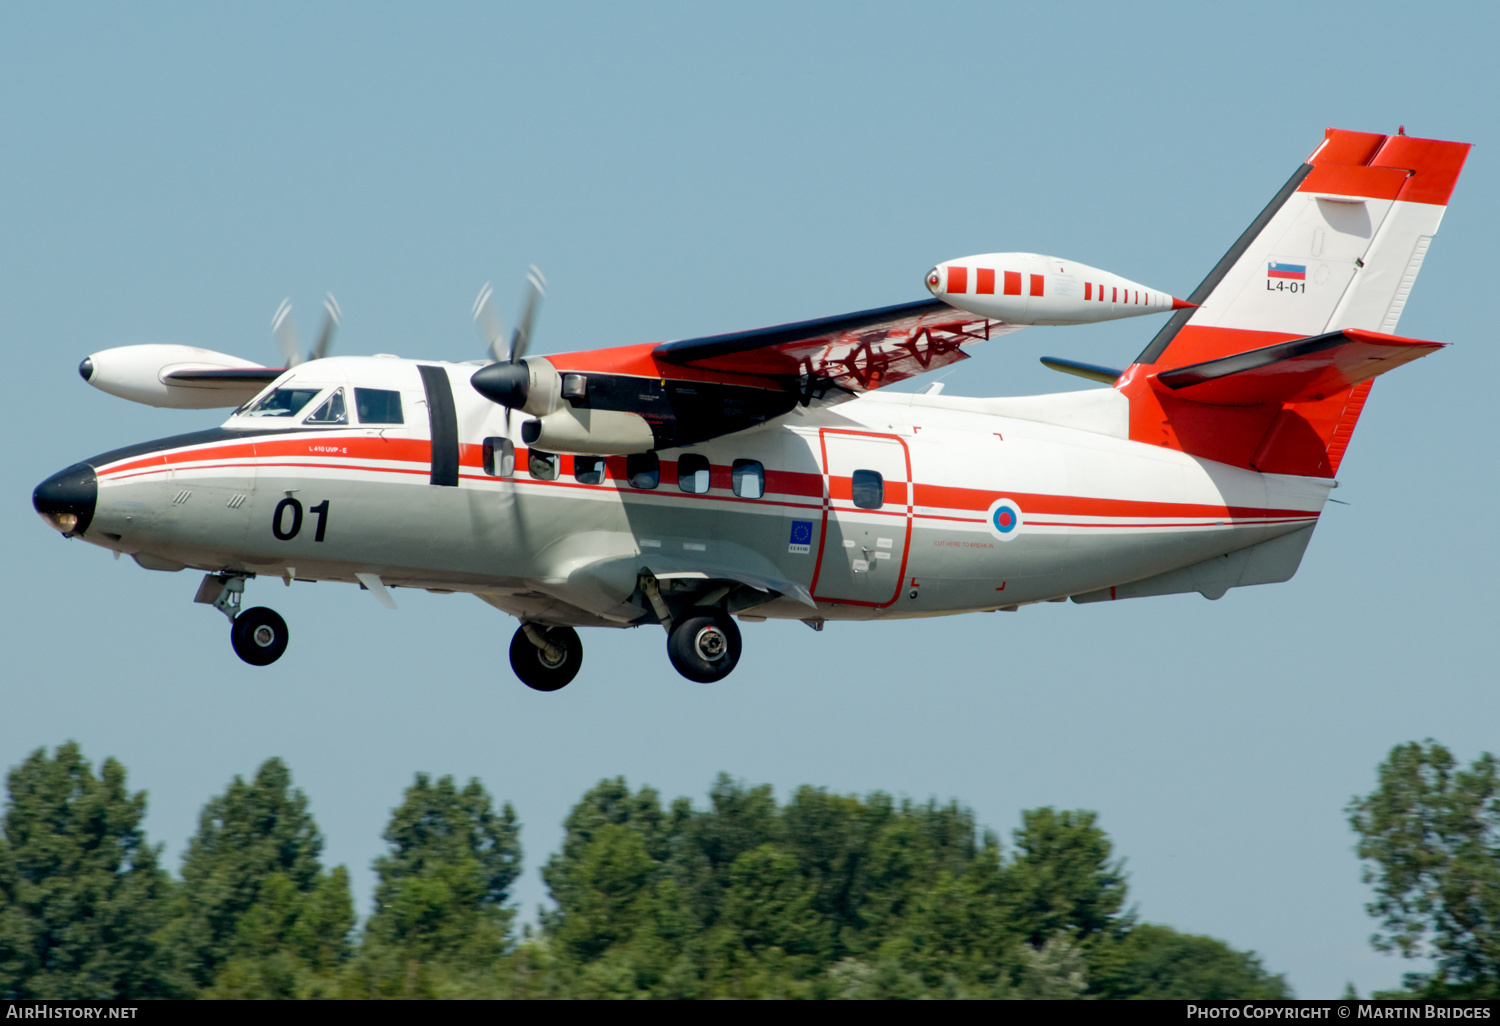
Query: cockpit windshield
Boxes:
[{"xmin": 243, "ymin": 386, "xmax": 323, "ymax": 418}]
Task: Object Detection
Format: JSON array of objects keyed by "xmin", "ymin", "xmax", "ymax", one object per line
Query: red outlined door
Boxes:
[{"xmin": 810, "ymin": 430, "xmax": 912, "ymax": 607}]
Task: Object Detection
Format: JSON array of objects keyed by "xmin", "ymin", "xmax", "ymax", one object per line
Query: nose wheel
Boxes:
[
  {"xmin": 231, "ymin": 607, "xmax": 289, "ymax": 666},
  {"xmin": 667, "ymin": 608, "xmax": 741, "ymax": 683},
  {"xmin": 510, "ymin": 624, "xmax": 583, "ymax": 691}
]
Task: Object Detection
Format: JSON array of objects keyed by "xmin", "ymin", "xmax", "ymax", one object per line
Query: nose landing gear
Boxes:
[
  {"xmin": 510, "ymin": 623, "xmax": 583, "ymax": 691},
  {"xmin": 231, "ymin": 607, "xmax": 289, "ymax": 666},
  {"xmin": 195, "ymin": 573, "xmax": 290, "ymax": 667}
]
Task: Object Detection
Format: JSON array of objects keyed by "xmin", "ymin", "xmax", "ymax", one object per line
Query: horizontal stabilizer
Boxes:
[
  {"xmin": 1152, "ymin": 328, "xmax": 1443, "ymax": 407},
  {"xmin": 1040, "ymin": 356, "xmax": 1123, "ymax": 384}
]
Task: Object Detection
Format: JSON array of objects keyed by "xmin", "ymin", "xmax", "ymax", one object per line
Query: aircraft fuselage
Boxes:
[{"xmin": 40, "ymin": 355, "xmax": 1328, "ymax": 636}]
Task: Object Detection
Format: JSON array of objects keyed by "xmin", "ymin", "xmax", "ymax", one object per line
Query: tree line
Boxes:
[{"xmin": 8, "ymin": 739, "xmax": 1488, "ymax": 999}]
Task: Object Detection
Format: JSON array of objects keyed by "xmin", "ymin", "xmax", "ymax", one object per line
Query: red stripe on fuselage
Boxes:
[{"xmin": 95, "ymin": 435, "xmax": 1319, "ymax": 526}]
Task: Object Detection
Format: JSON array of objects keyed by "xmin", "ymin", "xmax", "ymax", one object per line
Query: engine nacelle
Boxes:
[
  {"xmin": 926, "ymin": 253, "xmax": 1189, "ymax": 325},
  {"xmin": 472, "ymin": 358, "xmax": 656, "ymax": 455},
  {"xmin": 521, "ymin": 406, "xmax": 656, "ymax": 456},
  {"xmin": 81, "ymin": 345, "xmax": 275, "ymax": 408}
]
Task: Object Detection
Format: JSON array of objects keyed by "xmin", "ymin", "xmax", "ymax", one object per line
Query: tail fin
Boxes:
[{"xmin": 1118, "ymin": 127, "xmax": 1469, "ymax": 476}]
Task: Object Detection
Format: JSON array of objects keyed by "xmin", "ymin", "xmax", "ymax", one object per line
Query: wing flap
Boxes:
[{"xmin": 1152, "ymin": 328, "xmax": 1443, "ymax": 406}]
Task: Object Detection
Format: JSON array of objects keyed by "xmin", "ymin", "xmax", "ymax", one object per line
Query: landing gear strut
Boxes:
[
  {"xmin": 195, "ymin": 573, "xmax": 290, "ymax": 667},
  {"xmin": 667, "ymin": 607, "xmax": 742, "ymax": 683},
  {"xmin": 510, "ymin": 623, "xmax": 583, "ymax": 691}
]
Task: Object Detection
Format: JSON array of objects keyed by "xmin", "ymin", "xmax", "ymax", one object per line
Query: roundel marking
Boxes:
[{"xmin": 985, "ymin": 497, "xmax": 1023, "ymax": 541}]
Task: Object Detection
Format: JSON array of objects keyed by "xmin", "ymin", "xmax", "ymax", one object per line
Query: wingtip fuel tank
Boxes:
[{"xmin": 926, "ymin": 253, "xmax": 1190, "ymax": 325}]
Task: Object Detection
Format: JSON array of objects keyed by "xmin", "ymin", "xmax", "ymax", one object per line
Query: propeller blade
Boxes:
[
  {"xmin": 508, "ymin": 265, "xmax": 546, "ymax": 364},
  {"xmin": 272, "ymin": 298, "xmax": 301, "ymax": 368},
  {"xmin": 310, "ymin": 294, "xmax": 341, "ymax": 362},
  {"xmin": 472, "ymin": 282, "xmax": 506, "ymax": 364}
]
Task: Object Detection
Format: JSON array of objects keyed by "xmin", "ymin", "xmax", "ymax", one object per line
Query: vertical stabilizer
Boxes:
[
  {"xmin": 1134, "ymin": 129, "xmax": 1468, "ymax": 369},
  {"xmin": 1117, "ymin": 128, "xmax": 1468, "ymax": 476}
]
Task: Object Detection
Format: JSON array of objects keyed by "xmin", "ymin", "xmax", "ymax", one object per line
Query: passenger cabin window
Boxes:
[
  {"xmin": 528, "ymin": 449, "xmax": 558, "ymax": 481},
  {"xmin": 303, "ymin": 388, "xmax": 348, "ymax": 425},
  {"xmin": 851, "ymin": 469, "xmax": 884, "ymax": 509},
  {"xmin": 355, "ymin": 387, "xmax": 404, "ymax": 424},
  {"xmin": 482, "ymin": 437, "xmax": 515, "ymax": 477},
  {"xmin": 244, "ymin": 387, "xmax": 321, "ymax": 418},
  {"xmin": 626, "ymin": 452, "xmax": 659, "ymax": 490},
  {"xmin": 574, "ymin": 455, "xmax": 605, "ymax": 485},
  {"xmin": 677, "ymin": 454, "xmax": 710, "ymax": 494},
  {"xmin": 732, "ymin": 459, "xmax": 764, "ymax": 499}
]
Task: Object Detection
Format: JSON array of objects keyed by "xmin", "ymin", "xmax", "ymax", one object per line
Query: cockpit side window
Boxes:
[
  {"xmin": 355, "ymin": 388, "xmax": 404, "ymax": 424},
  {"xmin": 244, "ymin": 387, "xmax": 322, "ymax": 418},
  {"xmin": 303, "ymin": 388, "xmax": 348, "ymax": 425}
]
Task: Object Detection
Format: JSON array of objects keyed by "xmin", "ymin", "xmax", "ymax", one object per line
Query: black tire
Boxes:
[
  {"xmin": 509, "ymin": 624, "xmax": 583, "ymax": 691},
  {"xmin": 231, "ymin": 607, "xmax": 289, "ymax": 666},
  {"xmin": 667, "ymin": 608, "xmax": 741, "ymax": 683}
]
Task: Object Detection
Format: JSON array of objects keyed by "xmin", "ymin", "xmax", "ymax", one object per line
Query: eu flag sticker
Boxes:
[{"xmin": 788, "ymin": 520, "xmax": 813, "ymax": 554}]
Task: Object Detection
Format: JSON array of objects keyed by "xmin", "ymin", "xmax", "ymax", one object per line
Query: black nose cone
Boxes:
[
  {"xmin": 471, "ymin": 360, "xmax": 530, "ymax": 409},
  {"xmin": 33, "ymin": 462, "xmax": 97, "ymax": 536}
]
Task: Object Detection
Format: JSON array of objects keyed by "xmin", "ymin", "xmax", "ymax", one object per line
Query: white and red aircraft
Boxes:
[{"xmin": 34, "ymin": 128, "xmax": 1468, "ymax": 690}]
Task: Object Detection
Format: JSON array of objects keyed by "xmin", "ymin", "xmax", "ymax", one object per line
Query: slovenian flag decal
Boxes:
[{"xmin": 1267, "ymin": 261, "xmax": 1307, "ymax": 281}]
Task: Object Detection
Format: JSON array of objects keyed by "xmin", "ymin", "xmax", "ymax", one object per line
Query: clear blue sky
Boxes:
[{"xmin": 4, "ymin": 1, "xmax": 1495, "ymax": 998}]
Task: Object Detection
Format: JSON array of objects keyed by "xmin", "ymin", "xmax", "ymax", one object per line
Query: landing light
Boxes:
[{"xmin": 42, "ymin": 511, "xmax": 78, "ymax": 534}]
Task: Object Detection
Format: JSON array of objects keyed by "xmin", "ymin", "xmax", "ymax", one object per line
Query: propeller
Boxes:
[
  {"xmin": 471, "ymin": 268, "xmax": 546, "ymax": 522},
  {"xmin": 471, "ymin": 267, "xmax": 547, "ymax": 423},
  {"xmin": 272, "ymin": 294, "xmax": 342, "ymax": 367}
]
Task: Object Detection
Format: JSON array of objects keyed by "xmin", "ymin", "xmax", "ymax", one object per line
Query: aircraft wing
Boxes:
[
  {"xmin": 485, "ymin": 298, "xmax": 1024, "ymax": 451},
  {"xmin": 651, "ymin": 298, "xmax": 1022, "ymax": 397}
]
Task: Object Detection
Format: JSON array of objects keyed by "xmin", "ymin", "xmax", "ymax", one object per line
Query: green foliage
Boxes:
[
  {"xmin": 0, "ymin": 742, "xmax": 178, "ymax": 999},
  {"xmin": 165, "ymin": 757, "xmax": 354, "ymax": 997},
  {"xmin": 0, "ymin": 746, "xmax": 1293, "ymax": 1000},
  {"xmin": 530, "ymin": 776, "xmax": 1283, "ymax": 999},
  {"xmin": 1088, "ymin": 923, "xmax": 1288, "ymax": 999},
  {"xmin": 354, "ymin": 772, "xmax": 521, "ymax": 996},
  {"xmin": 1349, "ymin": 740, "xmax": 1500, "ymax": 999},
  {"xmin": 1008, "ymin": 807, "xmax": 1129, "ymax": 947}
]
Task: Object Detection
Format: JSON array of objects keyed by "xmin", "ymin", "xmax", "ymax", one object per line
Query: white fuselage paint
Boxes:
[{"xmin": 76, "ymin": 356, "xmax": 1330, "ymax": 626}]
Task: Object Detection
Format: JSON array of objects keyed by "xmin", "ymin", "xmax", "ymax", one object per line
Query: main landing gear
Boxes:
[
  {"xmin": 196, "ymin": 573, "xmax": 290, "ymax": 667},
  {"xmin": 667, "ymin": 608, "xmax": 741, "ymax": 683},
  {"xmin": 508, "ymin": 606, "xmax": 743, "ymax": 692}
]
